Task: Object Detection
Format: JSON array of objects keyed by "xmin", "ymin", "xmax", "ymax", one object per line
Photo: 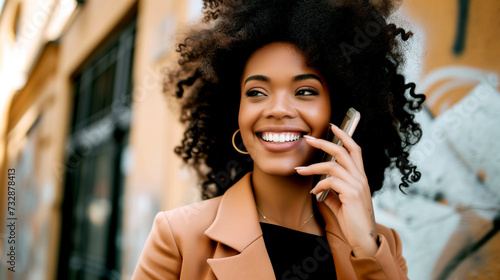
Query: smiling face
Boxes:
[{"xmin": 239, "ymin": 42, "xmax": 332, "ymax": 176}]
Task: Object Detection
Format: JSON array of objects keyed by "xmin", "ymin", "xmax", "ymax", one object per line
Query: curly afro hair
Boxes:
[{"xmin": 168, "ymin": 0, "xmax": 425, "ymax": 199}]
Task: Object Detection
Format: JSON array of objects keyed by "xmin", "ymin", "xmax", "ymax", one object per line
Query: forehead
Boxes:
[{"xmin": 242, "ymin": 42, "xmax": 319, "ymax": 79}]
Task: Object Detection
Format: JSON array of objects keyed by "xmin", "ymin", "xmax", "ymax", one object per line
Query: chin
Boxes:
[
  {"xmin": 263, "ymin": 167, "xmax": 298, "ymax": 177},
  {"xmin": 254, "ymin": 156, "xmax": 309, "ymax": 177}
]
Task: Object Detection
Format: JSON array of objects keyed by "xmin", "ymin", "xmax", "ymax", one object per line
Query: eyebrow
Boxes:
[
  {"xmin": 293, "ymin": 74, "xmax": 323, "ymax": 85},
  {"xmin": 243, "ymin": 75, "xmax": 269, "ymax": 85},
  {"xmin": 243, "ymin": 73, "xmax": 323, "ymax": 85}
]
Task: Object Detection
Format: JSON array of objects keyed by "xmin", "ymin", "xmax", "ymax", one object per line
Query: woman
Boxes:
[{"xmin": 133, "ymin": 0, "xmax": 425, "ymax": 279}]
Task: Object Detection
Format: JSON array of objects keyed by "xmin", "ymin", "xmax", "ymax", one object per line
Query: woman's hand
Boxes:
[{"xmin": 295, "ymin": 124, "xmax": 379, "ymax": 258}]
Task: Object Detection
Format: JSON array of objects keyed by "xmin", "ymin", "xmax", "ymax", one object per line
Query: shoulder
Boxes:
[
  {"xmin": 132, "ymin": 198, "xmax": 223, "ymax": 279},
  {"xmin": 162, "ymin": 196, "xmax": 222, "ymax": 230},
  {"xmin": 155, "ymin": 196, "xmax": 223, "ymax": 248}
]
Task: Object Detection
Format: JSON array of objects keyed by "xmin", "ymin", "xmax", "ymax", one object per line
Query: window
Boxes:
[{"xmin": 58, "ymin": 19, "xmax": 135, "ymax": 280}]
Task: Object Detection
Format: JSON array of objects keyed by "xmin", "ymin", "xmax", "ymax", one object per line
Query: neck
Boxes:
[{"xmin": 252, "ymin": 167, "xmax": 319, "ymax": 232}]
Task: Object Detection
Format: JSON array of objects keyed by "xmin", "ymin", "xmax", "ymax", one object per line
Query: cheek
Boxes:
[
  {"xmin": 238, "ymin": 103, "xmax": 259, "ymax": 140},
  {"xmin": 303, "ymin": 102, "xmax": 332, "ymax": 135},
  {"xmin": 238, "ymin": 97, "xmax": 248, "ymax": 128}
]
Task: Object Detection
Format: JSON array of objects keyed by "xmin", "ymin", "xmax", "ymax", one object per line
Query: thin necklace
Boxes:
[{"xmin": 257, "ymin": 207, "xmax": 314, "ymax": 231}]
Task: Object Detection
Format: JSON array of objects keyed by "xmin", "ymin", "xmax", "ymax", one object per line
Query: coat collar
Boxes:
[
  {"xmin": 204, "ymin": 172, "xmax": 352, "ymax": 279},
  {"xmin": 204, "ymin": 172, "xmax": 262, "ymax": 252},
  {"xmin": 204, "ymin": 172, "xmax": 349, "ymax": 250},
  {"xmin": 204, "ymin": 172, "xmax": 276, "ymax": 279}
]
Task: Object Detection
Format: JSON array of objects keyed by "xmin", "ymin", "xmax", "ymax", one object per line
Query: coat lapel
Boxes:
[
  {"xmin": 204, "ymin": 172, "xmax": 275, "ymax": 280},
  {"xmin": 204, "ymin": 172, "xmax": 355, "ymax": 279},
  {"xmin": 207, "ymin": 237, "xmax": 275, "ymax": 280}
]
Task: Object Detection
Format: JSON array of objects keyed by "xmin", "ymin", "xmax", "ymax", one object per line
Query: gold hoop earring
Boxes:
[{"xmin": 232, "ymin": 129, "xmax": 249, "ymax": 154}]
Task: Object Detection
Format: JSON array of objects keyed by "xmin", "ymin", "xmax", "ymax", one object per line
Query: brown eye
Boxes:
[
  {"xmin": 246, "ymin": 90, "xmax": 266, "ymax": 97},
  {"xmin": 296, "ymin": 89, "xmax": 319, "ymax": 96}
]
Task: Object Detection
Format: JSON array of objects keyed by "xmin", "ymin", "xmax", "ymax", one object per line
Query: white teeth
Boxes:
[{"xmin": 260, "ymin": 132, "xmax": 302, "ymax": 143}]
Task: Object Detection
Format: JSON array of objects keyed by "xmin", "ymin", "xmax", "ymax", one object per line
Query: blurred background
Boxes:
[{"xmin": 0, "ymin": 0, "xmax": 498, "ymax": 279}]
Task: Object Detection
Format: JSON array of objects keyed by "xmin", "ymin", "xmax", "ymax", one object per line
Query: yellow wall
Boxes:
[
  {"xmin": 121, "ymin": 0, "xmax": 203, "ymax": 275},
  {"xmin": 0, "ymin": 0, "xmax": 199, "ymax": 278},
  {"xmin": 0, "ymin": 42, "xmax": 65, "ymax": 280},
  {"xmin": 402, "ymin": 0, "xmax": 500, "ymax": 115}
]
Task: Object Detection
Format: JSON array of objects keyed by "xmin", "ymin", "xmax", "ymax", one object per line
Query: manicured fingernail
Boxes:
[
  {"xmin": 303, "ymin": 135, "xmax": 316, "ymax": 140},
  {"xmin": 294, "ymin": 166, "xmax": 306, "ymax": 170},
  {"xmin": 330, "ymin": 123, "xmax": 338, "ymax": 128}
]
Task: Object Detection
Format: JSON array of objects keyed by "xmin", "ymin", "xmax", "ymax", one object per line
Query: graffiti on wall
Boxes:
[{"xmin": 374, "ymin": 0, "xmax": 500, "ymax": 279}]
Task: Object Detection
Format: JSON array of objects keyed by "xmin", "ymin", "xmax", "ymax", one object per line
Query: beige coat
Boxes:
[{"xmin": 132, "ymin": 172, "xmax": 408, "ymax": 279}]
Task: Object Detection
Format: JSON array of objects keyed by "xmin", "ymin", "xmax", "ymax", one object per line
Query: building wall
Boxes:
[
  {"xmin": 120, "ymin": 0, "xmax": 204, "ymax": 276},
  {"xmin": 401, "ymin": 0, "xmax": 500, "ymax": 116},
  {"xmin": 0, "ymin": 0, "xmax": 498, "ymax": 279},
  {"xmin": 372, "ymin": 1, "xmax": 500, "ymax": 279},
  {"xmin": 0, "ymin": 0, "xmax": 201, "ymax": 279},
  {"xmin": 0, "ymin": 1, "xmax": 73, "ymax": 278},
  {"xmin": 1, "ymin": 41, "xmax": 64, "ymax": 280}
]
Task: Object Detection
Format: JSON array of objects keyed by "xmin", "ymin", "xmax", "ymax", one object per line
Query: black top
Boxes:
[{"xmin": 260, "ymin": 222, "xmax": 337, "ymax": 280}]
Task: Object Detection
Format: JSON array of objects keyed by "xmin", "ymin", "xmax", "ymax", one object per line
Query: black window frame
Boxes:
[{"xmin": 58, "ymin": 18, "xmax": 136, "ymax": 280}]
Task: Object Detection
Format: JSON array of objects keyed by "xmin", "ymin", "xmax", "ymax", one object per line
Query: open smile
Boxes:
[{"xmin": 257, "ymin": 132, "xmax": 304, "ymax": 143}]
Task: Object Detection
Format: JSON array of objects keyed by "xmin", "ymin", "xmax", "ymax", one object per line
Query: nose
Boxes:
[{"xmin": 263, "ymin": 91, "xmax": 297, "ymax": 119}]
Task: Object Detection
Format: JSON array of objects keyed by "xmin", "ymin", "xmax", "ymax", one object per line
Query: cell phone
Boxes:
[{"xmin": 314, "ymin": 107, "xmax": 360, "ymax": 202}]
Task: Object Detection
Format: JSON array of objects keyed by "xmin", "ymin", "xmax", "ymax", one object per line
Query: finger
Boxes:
[
  {"xmin": 295, "ymin": 161, "xmax": 359, "ymax": 185},
  {"xmin": 310, "ymin": 175, "xmax": 351, "ymax": 197},
  {"xmin": 303, "ymin": 136, "xmax": 359, "ymax": 174},
  {"xmin": 310, "ymin": 171, "xmax": 371, "ymax": 205},
  {"xmin": 322, "ymin": 191, "xmax": 342, "ymax": 215},
  {"xmin": 330, "ymin": 124, "xmax": 365, "ymax": 172}
]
